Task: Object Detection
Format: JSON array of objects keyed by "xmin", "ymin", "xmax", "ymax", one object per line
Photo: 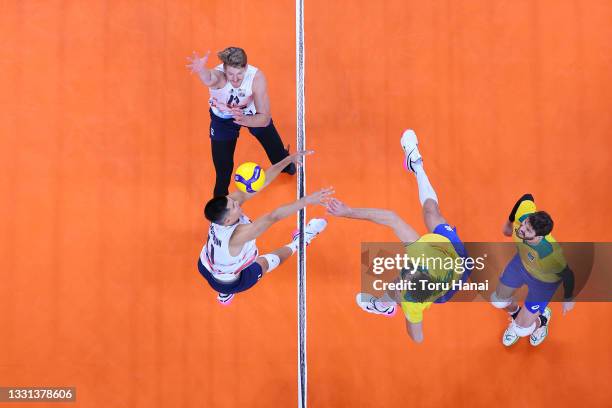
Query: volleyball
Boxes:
[{"xmin": 234, "ymin": 162, "xmax": 266, "ymax": 193}]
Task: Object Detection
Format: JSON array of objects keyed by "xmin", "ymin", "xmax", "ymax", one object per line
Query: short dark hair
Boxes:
[
  {"xmin": 400, "ymin": 269, "xmax": 446, "ymax": 303},
  {"xmin": 204, "ymin": 196, "xmax": 229, "ymax": 223},
  {"xmin": 528, "ymin": 211, "xmax": 554, "ymax": 236}
]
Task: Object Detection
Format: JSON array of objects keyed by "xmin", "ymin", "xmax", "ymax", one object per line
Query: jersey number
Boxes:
[
  {"xmin": 207, "ymin": 240, "xmax": 215, "ymax": 264},
  {"xmin": 227, "ymin": 94, "xmax": 240, "ymax": 107}
]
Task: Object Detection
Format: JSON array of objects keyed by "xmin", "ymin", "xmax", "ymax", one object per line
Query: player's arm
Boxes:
[
  {"xmin": 326, "ymin": 198, "xmax": 419, "ymax": 243},
  {"xmin": 558, "ymin": 265, "xmax": 575, "ymax": 300},
  {"xmin": 405, "ymin": 320, "xmax": 424, "ymax": 344},
  {"xmin": 503, "ymin": 193, "xmax": 536, "ymax": 236},
  {"xmin": 186, "ymin": 50, "xmax": 224, "ymax": 87},
  {"xmin": 401, "ymin": 301, "xmax": 425, "ymax": 344},
  {"xmin": 228, "ymin": 150, "xmax": 313, "ymax": 205},
  {"xmin": 232, "ymin": 71, "xmax": 271, "ymax": 127},
  {"xmin": 557, "ymin": 265, "xmax": 576, "ymax": 314},
  {"xmin": 230, "ymin": 187, "xmax": 333, "ymax": 247}
]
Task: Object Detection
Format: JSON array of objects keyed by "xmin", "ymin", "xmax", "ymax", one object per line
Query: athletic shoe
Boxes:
[
  {"xmin": 355, "ymin": 293, "xmax": 396, "ymax": 317},
  {"xmin": 502, "ymin": 321, "xmax": 520, "ymax": 347},
  {"xmin": 292, "ymin": 218, "xmax": 327, "ymax": 246},
  {"xmin": 217, "ymin": 292, "xmax": 235, "ymax": 305},
  {"xmin": 400, "ymin": 129, "xmax": 422, "ymax": 173},
  {"xmin": 530, "ymin": 307, "xmax": 552, "ymax": 346}
]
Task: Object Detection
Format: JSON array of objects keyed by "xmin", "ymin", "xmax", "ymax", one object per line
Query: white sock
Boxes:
[
  {"xmin": 412, "ymin": 160, "xmax": 438, "ymax": 206},
  {"xmin": 286, "ymin": 242, "xmax": 298, "ymax": 254}
]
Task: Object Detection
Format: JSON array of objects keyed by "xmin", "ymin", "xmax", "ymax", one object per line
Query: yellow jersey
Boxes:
[
  {"xmin": 400, "ymin": 233, "xmax": 461, "ymax": 323},
  {"xmin": 512, "ymin": 198, "xmax": 567, "ymax": 283}
]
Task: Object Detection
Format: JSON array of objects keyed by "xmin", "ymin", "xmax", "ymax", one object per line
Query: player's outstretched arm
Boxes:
[
  {"xmin": 231, "ymin": 187, "xmax": 333, "ymax": 246},
  {"xmin": 229, "ymin": 151, "xmax": 313, "ymax": 205},
  {"xmin": 186, "ymin": 50, "xmax": 223, "ymax": 87},
  {"xmin": 326, "ymin": 198, "xmax": 419, "ymax": 243}
]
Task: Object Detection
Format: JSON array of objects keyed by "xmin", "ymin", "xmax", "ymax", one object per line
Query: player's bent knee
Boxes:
[
  {"xmin": 512, "ymin": 321, "xmax": 536, "ymax": 337},
  {"xmin": 491, "ymin": 292, "xmax": 512, "ymax": 309},
  {"xmin": 423, "ymin": 199, "xmax": 439, "ymax": 214},
  {"xmin": 260, "ymin": 254, "xmax": 280, "ymax": 273}
]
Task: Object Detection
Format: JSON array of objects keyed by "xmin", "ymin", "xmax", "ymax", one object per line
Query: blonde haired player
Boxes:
[
  {"xmin": 198, "ymin": 151, "xmax": 330, "ymax": 305},
  {"xmin": 327, "ymin": 130, "xmax": 471, "ymax": 343},
  {"xmin": 187, "ymin": 47, "xmax": 295, "ymax": 197}
]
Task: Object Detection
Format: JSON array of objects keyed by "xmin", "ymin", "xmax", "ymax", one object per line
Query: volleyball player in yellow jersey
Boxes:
[
  {"xmin": 327, "ymin": 130, "xmax": 470, "ymax": 343},
  {"xmin": 491, "ymin": 194, "xmax": 576, "ymax": 346}
]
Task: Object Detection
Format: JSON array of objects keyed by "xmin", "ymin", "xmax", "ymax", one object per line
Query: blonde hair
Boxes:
[{"xmin": 217, "ymin": 47, "xmax": 247, "ymax": 68}]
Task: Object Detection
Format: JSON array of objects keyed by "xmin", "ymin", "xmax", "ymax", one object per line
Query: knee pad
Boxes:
[
  {"xmin": 261, "ymin": 254, "xmax": 280, "ymax": 272},
  {"xmin": 512, "ymin": 321, "xmax": 536, "ymax": 337},
  {"xmin": 491, "ymin": 292, "xmax": 512, "ymax": 309}
]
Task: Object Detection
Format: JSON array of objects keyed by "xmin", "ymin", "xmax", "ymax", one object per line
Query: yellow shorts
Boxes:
[{"xmin": 400, "ymin": 301, "xmax": 433, "ymax": 324}]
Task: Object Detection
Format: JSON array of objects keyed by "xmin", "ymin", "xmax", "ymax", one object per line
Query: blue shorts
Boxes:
[
  {"xmin": 209, "ymin": 109, "xmax": 279, "ymax": 141},
  {"xmin": 197, "ymin": 258, "xmax": 263, "ymax": 294},
  {"xmin": 500, "ymin": 254, "xmax": 561, "ymax": 314},
  {"xmin": 432, "ymin": 223, "xmax": 472, "ymax": 304}
]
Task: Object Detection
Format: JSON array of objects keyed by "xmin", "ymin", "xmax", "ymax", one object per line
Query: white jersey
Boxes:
[
  {"xmin": 209, "ymin": 64, "xmax": 258, "ymax": 119},
  {"xmin": 199, "ymin": 214, "xmax": 259, "ymax": 282}
]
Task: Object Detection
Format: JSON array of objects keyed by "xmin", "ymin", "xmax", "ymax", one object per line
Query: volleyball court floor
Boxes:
[{"xmin": 1, "ymin": 1, "xmax": 611, "ymax": 406}]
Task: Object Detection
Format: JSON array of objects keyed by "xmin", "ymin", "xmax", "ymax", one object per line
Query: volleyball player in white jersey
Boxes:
[
  {"xmin": 198, "ymin": 151, "xmax": 331, "ymax": 305},
  {"xmin": 187, "ymin": 47, "xmax": 295, "ymax": 197}
]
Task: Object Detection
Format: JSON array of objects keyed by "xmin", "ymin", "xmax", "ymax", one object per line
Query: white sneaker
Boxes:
[
  {"xmin": 530, "ymin": 307, "xmax": 552, "ymax": 346},
  {"xmin": 400, "ymin": 129, "xmax": 422, "ymax": 173},
  {"xmin": 502, "ymin": 321, "xmax": 520, "ymax": 346},
  {"xmin": 217, "ymin": 293, "xmax": 234, "ymax": 305},
  {"xmin": 292, "ymin": 218, "xmax": 327, "ymax": 246},
  {"xmin": 355, "ymin": 293, "xmax": 396, "ymax": 317}
]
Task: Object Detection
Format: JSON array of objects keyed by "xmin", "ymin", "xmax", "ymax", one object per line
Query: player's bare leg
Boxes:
[{"xmin": 256, "ymin": 218, "xmax": 328, "ymax": 273}]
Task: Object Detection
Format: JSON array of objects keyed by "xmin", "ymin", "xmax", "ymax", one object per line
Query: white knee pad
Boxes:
[
  {"xmin": 491, "ymin": 292, "xmax": 512, "ymax": 309},
  {"xmin": 261, "ymin": 254, "xmax": 280, "ymax": 272},
  {"xmin": 512, "ymin": 321, "xmax": 536, "ymax": 337}
]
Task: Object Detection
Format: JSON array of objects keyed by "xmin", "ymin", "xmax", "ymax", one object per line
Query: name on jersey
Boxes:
[{"xmin": 209, "ymin": 226, "xmax": 222, "ymax": 247}]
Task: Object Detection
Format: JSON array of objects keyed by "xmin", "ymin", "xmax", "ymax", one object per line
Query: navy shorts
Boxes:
[
  {"xmin": 197, "ymin": 258, "xmax": 263, "ymax": 294},
  {"xmin": 209, "ymin": 109, "xmax": 279, "ymax": 141},
  {"xmin": 431, "ymin": 223, "xmax": 472, "ymax": 304},
  {"xmin": 500, "ymin": 253, "xmax": 560, "ymax": 314}
]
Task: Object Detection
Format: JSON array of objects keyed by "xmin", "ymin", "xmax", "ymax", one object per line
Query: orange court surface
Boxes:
[{"xmin": 1, "ymin": 1, "xmax": 611, "ymax": 407}]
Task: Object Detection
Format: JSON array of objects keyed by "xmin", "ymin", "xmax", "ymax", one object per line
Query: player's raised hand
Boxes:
[
  {"xmin": 287, "ymin": 149, "xmax": 314, "ymax": 166},
  {"xmin": 305, "ymin": 187, "xmax": 334, "ymax": 205},
  {"xmin": 186, "ymin": 50, "xmax": 210, "ymax": 74},
  {"xmin": 326, "ymin": 198, "xmax": 352, "ymax": 217}
]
